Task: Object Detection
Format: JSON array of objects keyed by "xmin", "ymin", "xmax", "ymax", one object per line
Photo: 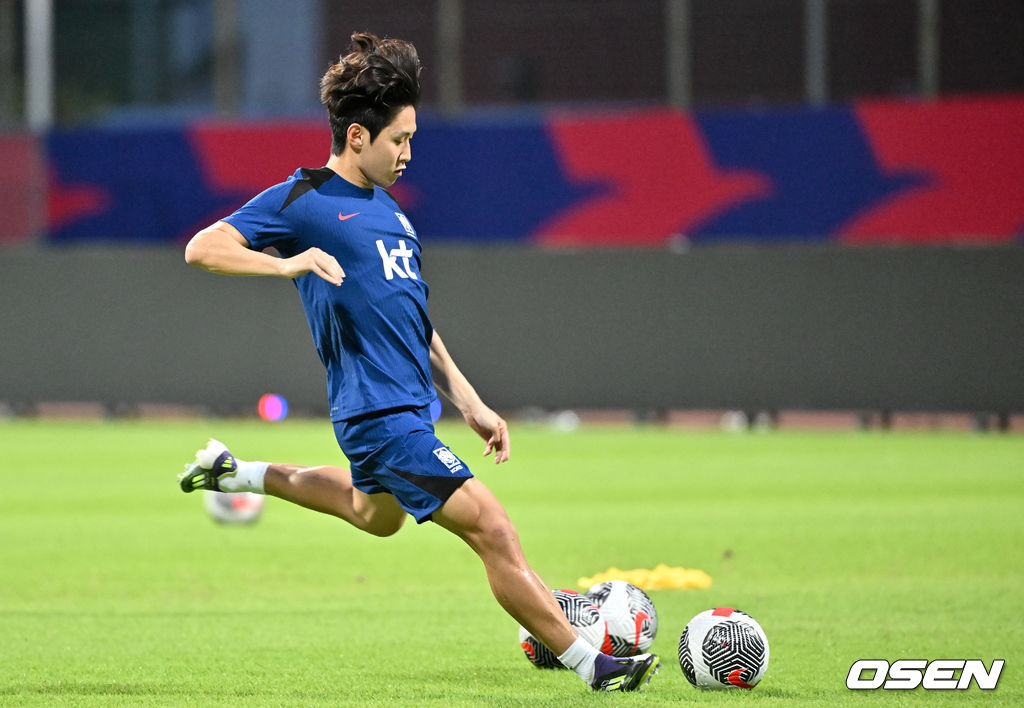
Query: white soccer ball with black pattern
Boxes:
[
  {"xmin": 585, "ymin": 580, "xmax": 658, "ymax": 656},
  {"xmin": 678, "ymin": 607, "xmax": 769, "ymax": 689},
  {"xmin": 204, "ymin": 490, "xmax": 265, "ymax": 524},
  {"xmin": 519, "ymin": 589, "xmax": 605, "ymax": 668}
]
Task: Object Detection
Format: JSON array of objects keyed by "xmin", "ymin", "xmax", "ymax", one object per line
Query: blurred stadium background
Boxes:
[{"xmin": 1, "ymin": 0, "xmax": 1022, "ymax": 430}]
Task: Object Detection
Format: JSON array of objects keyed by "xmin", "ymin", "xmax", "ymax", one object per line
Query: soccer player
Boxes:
[{"xmin": 178, "ymin": 32, "xmax": 658, "ymax": 692}]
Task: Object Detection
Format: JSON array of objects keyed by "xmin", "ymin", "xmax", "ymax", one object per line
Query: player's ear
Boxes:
[{"xmin": 346, "ymin": 123, "xmax": 365, "ymax": 152}]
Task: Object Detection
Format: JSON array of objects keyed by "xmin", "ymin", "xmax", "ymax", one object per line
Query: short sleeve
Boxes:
[{"xmin": 222, "ymin": 182, "xmax": 298, "ymax": 254}]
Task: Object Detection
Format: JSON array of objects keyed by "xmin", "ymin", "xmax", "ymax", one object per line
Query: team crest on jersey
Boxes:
[
  {"xmin": 433, "ymin": 446, "xmax": 464, "ymax": 473},
  {"xmin": 395, "ymin": 212, "xmax": 417, "ymax": 239}
]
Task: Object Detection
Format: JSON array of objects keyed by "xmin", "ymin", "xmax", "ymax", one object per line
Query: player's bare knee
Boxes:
[
  {"xmin": 364, "ymin": 514, "xmax": 405, "ymax": 537},
  {"xmin": 475, "ymin": 517, "xmax": 522, "ymax": 556}
]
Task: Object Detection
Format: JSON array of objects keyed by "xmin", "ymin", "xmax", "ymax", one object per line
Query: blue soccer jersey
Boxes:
[{"xmin": 224, "ymin": 167, "xmax": 434, "ymax": 421}]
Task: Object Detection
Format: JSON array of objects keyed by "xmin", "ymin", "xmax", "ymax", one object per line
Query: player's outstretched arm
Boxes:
[
  {"xmin": 185, "ymin": 221, "xmax": 345, "ymax": 285},
  {"xmin": 430, "ymin": 330, "xmax": 510, "ymax": 464}
]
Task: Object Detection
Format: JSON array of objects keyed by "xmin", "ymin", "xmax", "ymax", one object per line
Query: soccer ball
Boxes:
[
  {"xmin": 519, "ymin": 589, "xmax": 605, "ymax": 668},
  {"xmin": 678, "ymin": 607, "xmax": 769, "ymax": 689},
  {"xmin": 585, "ymin": 580, "xmax": 658, "ymax": 656},
  {"xmin": 204, "ymin": 490, "xmax": 265, "ymax": 524}
]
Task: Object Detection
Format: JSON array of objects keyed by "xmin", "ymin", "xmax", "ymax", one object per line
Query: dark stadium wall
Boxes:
[{"xmin": 2, "ymin": 246, "xmax": 1021, "ymax": 415}]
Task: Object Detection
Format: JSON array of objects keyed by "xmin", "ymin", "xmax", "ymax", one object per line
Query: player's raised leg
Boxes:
[
  {"xmin": 178, "ymin": 438, "xmax": 405, "ymax": 536},
  {"xmin": 431, "ymin": 478, "xmax": 659, "ymax": 691},
  {"xmin": 264, "ymin": 462, "xmax": 406, "ymax": 537}
]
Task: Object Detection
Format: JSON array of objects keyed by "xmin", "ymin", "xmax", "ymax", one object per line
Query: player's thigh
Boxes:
[
  {"xmin": 352, "ymin": 488, "xmax": 406, "ymax": 536},
  {"xmin": 432, "ymin": 479, "xmax": 519, "ymax": 551}
]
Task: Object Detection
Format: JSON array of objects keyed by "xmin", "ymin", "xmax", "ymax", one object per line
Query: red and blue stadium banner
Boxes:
[
  {"xmin": 42, "ymin": 96, "xmax": 1024, "ymax": 246},
  {"xmin": 0, "ymin": 135, "xmax": 45, "ymax": 244}
]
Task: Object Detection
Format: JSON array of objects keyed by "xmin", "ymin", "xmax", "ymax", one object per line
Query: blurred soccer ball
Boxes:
[
  {"xmin": 585, "ymin": 580, "xmax": 658, "ymax": 656},
  {"xmin": 519, "ymin": 589, "xmax": 605, "ymax": 668},
  {"xmin": 678, "ymin": 607, "xmax": 769, "ymax": 689},
  {"xmin": 204, "ymin": 490, "xmax": 265, "ymax": 525}
]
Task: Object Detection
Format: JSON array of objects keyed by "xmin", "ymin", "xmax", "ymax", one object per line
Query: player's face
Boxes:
[{"xmin": 362, "ymin": 105, "xmax": 416, "ymax": 187}]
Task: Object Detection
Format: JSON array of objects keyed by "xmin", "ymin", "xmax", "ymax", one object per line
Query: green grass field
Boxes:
[{"xmin": 0, "ymin": 419, "xmax": 1021, "ymax": 706}]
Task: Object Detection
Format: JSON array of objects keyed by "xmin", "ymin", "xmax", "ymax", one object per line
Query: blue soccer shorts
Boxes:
[{"xmin": 332, "ymin": 404, "xmax": 473, "ymax": 523}]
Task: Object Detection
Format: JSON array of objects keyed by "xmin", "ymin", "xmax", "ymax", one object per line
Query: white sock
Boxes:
[
  {"xmin": 218, "ymin": 459, "xmax": 268, "ymax": 494},
  {"xmin": 557, "ymin": 637, "xmax": 600, "ymax": 684}
]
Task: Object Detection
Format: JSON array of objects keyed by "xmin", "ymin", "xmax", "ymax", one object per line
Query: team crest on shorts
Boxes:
[{"xmin": 432, "ymin": 446, "xmax": 464, "ymax": 473}]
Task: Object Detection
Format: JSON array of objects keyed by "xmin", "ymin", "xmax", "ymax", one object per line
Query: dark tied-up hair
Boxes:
[{"xmin": 320, "ymin": 32, "xmax": 422, "ymax": 156}]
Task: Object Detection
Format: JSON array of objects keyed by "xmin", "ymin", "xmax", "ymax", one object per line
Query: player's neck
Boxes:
[{"xmin": 325, "ymin": 153, "xmax": 374, "ymax": 192}]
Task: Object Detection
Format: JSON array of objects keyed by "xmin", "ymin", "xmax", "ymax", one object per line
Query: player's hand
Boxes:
[
  {"xmin": 463, "ymin": 405, "xmax": 510, "ymax": 464},
  {"xmin": 280, "ymin": 247, "xmax": 345, "ymax": 285}
]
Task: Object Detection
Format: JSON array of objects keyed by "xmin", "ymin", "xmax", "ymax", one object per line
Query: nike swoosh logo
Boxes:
[
  {"xmin": 728, "ymin": 669, "xmax": 755, "ymax": 689},
  {"xmin": 338, "ymin": 212, "xmax": 360, "ymax": 221}
]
